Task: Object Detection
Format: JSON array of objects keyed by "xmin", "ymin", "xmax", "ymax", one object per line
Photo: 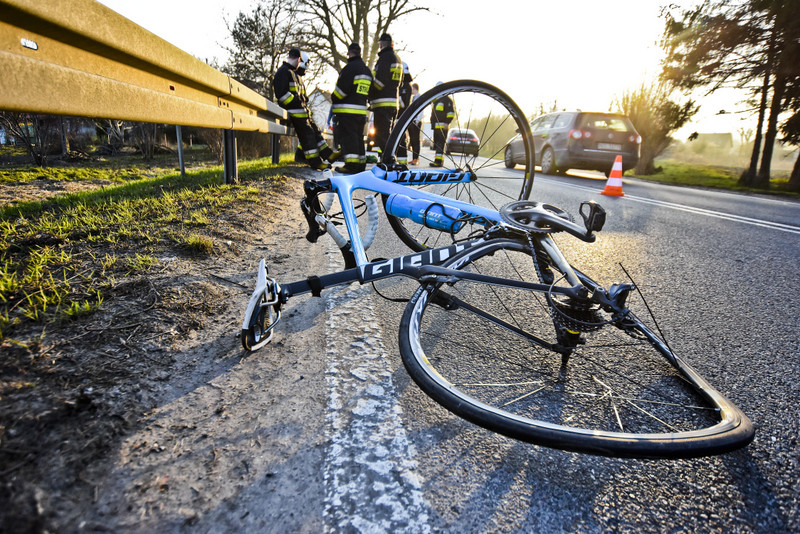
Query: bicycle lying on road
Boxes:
[{"xmin": 241, "ymin": 80, "xmax": 754, "ymax": 459}]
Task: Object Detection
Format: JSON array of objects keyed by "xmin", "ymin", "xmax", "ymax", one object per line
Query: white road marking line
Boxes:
[
  {"xmin": 538, "ymin": 177, "xmax": 800, "ymax": 235},
  {"xmin": 322, "ymin": 247, "xmax": 431, "ymax": 533}
]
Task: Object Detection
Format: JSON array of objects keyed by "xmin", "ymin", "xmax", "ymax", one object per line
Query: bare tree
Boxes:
[
  {"xmin": 222, "ymin": 0, "xmax": 310, "ymax": 99},
  {"xmin": 297, "ymin": 0, "xmax": 429, "ymax": 72},
  {"xmin": 198, "ymin": 128, "xmax": 224, "ymax": 163},
  {"xmin": 0, "ymin": 112, "xmax": 58, "ymax": 166},
  {"xmin": 616, "ymin": 83, "xmax": 698, "ymax": 175},
  {"xmin": 94, "ymin": 119, "xmax": 128, "ymax": 154},
  {"xmin": 129, "ymin": 123, "xmax": 158, "ymax": 161}
]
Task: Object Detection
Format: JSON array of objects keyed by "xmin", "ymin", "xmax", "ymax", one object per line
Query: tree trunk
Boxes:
[
  {"xmin": 741, "ymin": 33, "xmax": 774, "ymax": 187},
  {"xmin": 635, "ymin": 145, "xmax": 658, "ymax": 175},
  {"xmin": 756, "ymin": 74, "xmax": 786, "ymax": 188},
  {"xmin": 60, "ymin": 117, "xmax": 70, "ymax": 158},
  {"xmin": 788, "ymin": 152, "xmax": 800, "ymax": 192},
  {"xmin": 32, "ymin": 116, "xmax": 49, "ymax": 167}
]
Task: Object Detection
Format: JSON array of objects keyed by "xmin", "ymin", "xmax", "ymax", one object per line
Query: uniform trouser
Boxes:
[
  {"xmin": 373, "ymin": 107, "xmax": 406, "ymax": 163},
  {"xmin": 290, "ymin": 115, "xmax": 330, "ymax": 166},
  {"xmin": 408, "ymin": 121, "xmax": 421, "ymax": 160},
  {"xmin": 333, "ymin": 113, "xmax": 367, "ymax": 171},
  {"xmin": 433, "ymin": 126, "xmax": 448, "ymax": 163}
]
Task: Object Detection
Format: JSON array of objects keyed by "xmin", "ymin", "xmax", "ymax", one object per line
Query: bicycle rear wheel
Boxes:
[
  {"xmin": 398, "ymin": 237, "xmax": 754, "ymax": 458},
  {"xmin": 382, "ymin": 80, "xmax": 535, "ymax": 251}
]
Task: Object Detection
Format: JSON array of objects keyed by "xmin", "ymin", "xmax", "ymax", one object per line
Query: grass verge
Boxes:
[
  {"xmin": 0, "ymin": 156, "xmax": 294, "ymax": 339},
  {"xmin": 630, "ymin": 159, "xmax": 797, "ymax": 196}
]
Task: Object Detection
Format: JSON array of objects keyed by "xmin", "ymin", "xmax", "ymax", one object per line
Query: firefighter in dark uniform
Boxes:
[
  {"xmin": 331, "ymin": 42, "xmax": 373, "ymax": 174},
  {"xmin": 369, "ymin": 33, "xmax": 405, "ymax": 163},
  {"xmin": 430, "ymin": 83, "xmax": 455, "ymax": 167},
  {"xmin": 396, "ymin": 62, "xmax": 414, "ymax": 165},
  {"xmin": 272, "ymin": 48, "xmax": 337, "ymax": 170},
  {"xmin": 407, "ymin": 82, "xmax": 421, "ymax": 164}
]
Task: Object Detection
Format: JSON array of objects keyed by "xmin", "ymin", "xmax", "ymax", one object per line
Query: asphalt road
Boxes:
[{"xmin": 317, "ymin": 166, "xmax": 800, "ymax": 532}]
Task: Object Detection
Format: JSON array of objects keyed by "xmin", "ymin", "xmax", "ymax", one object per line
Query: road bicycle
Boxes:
[{"xmin": 241, "ymin": 80, "xmax": 754, "ymax": 459}]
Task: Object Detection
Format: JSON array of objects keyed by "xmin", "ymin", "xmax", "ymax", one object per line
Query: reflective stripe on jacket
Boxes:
[
  {"xmin": 430, "ymin": 95, "xmax": 455, "ymax": 126},
  {"xmin": 369, "ymin": 47, "xmax": 402, "ymax": 110},
  {"xmin": 332, "ymin": 56, "xmax": 373, "ymax": 117},
  {"xmin": 272, "ymin": 61, "xmax": 308, "ymax": 117}
]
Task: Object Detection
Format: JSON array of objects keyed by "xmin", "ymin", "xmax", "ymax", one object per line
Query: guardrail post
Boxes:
[
  {"xmin": 223, "ymin": 129, "xmax": 238, "ymax": 184},
  {"xmin": 176, "ymin": 125, "xmax": 185, "ymax": 176},
  {"xmin": 271, "ymin": 133, "xmax": 280, "ymax": 164}
]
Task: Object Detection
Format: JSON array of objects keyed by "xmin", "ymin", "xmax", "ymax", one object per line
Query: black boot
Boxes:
[
  {"xmin": 320, "ymin": 147, "xmax": 341, "ymax": 163},
  {"xmin": 307, "ymin": 157, "xmax": 330, "ymax": 171}
]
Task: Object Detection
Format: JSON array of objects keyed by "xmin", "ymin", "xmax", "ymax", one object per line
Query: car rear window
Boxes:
[{"xmin": 579, "ymin": 114, "xmax": 632, "ymax": 132}]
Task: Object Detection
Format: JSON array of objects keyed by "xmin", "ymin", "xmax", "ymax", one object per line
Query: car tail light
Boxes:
[
  {"xmin": 628, "ymin": 134, "xmax": 642, "ymax": 144},
  {"xmin": 449, "ymin": 136, "xmax": 458, "ymax": 141},
  {"xmin": 569, "ymin": 130, "xmax": 592, "ymax": 140}
]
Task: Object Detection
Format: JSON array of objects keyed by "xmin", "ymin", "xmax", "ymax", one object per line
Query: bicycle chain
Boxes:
[{"xmin": 526, "ymin": 232, "xmax": 606, "ymax": 333}]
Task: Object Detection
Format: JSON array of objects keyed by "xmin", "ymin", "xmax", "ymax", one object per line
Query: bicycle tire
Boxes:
[
  {"xmin": 382, "ymin": 80, "xmax": 535, "ymax": 252},
  {"xmin": 398, "ymin": 237, "xmax": 754, "ymax": 458}
]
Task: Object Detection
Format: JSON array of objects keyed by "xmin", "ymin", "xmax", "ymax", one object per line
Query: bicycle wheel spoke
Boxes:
[
  {"xmin": 383, "ymin": 80, "xmax": 534, "ymax": 252},
  {"xmin": 399, "ymin": 237, "xmax": 753, "ymax": 457}
]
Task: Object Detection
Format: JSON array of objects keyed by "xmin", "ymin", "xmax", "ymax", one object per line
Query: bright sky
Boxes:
[{"xmin": 97, "ymin": 0, "xmax": 749, "ymax": 138}]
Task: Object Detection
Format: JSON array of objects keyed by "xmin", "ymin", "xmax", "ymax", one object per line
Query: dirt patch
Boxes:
[
  {"xmin": 0, "ymin": 167, "xmax": 329, "ymax": 532},
  {"xmin": 0, "ymin": 177, "xmax": 116, "ymax": 206}
]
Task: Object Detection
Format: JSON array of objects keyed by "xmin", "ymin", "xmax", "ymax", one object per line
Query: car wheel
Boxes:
[
  {"xmin": 504, "ymin": 146, "xmax": 515, "ymax": 168},
  {"xmin": 541, "ymin": 147, "xmax": 558, "ymax": 175}
]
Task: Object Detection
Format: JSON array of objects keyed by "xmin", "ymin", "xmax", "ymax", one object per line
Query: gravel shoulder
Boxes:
[{"xmin": 1, "ymin": 168, "xmax": 333, "ymax": 532}]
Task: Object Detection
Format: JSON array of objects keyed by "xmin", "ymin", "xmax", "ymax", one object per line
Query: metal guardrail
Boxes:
[{"xmin": 0, "ymin": 0, "xmax": 289, "ymax": 179}]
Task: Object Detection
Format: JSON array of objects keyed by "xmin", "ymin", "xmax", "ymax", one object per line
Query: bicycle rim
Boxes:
[
  {"xmin": 398, "ymin": 238, "xmax": 754, "ymax": 458},
  {"xmin": 382, "ymin": 80, "xmax": 535, "ymax": 252}
]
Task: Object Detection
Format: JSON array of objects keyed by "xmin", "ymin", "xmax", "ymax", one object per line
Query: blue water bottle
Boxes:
[{"xmin": 385, "ymin": 194, "xmax": 465, "ymax": 232}]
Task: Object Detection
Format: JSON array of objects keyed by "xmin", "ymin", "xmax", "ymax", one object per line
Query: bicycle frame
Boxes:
[
  {"xmin": 316, "ymin": 166, "xmax": 588, "ymax": 286},
  {"xmin": 324, "ymin": 166, "xmax": 490, "ymax": 267},
  {"xmin": 242, "ymin": 164, "xmax": 596, "ymax": 348}
]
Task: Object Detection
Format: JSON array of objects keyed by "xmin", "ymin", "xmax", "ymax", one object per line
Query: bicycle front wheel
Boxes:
[
  {"xmin": 383, "ymin": 80, "xmax": 535, "ymax": 251},
  {"xmin": 398, "ymin": 237, "xmax": 754, "ymax": 458}
]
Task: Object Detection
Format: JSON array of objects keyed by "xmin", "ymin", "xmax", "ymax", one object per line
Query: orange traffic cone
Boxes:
[{"xmin": 601, "ymin": 155, "xmax": 625, "ymax": 197}]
